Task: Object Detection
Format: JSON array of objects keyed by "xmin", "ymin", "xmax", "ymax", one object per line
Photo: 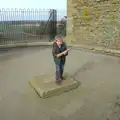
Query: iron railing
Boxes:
[{"xmin": 0, "ymin": 8, "xmax": 66, "ymax": 45}]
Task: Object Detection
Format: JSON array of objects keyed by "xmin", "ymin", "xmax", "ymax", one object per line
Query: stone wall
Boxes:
[{"xmin": 66, "ymin": 0, "xmax": 120, "ymax": 49}]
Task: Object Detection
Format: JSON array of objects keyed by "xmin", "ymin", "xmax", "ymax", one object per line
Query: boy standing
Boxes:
[{"xmin": 52, "ymin": 35, "xmax": 71, "ymax": 84}]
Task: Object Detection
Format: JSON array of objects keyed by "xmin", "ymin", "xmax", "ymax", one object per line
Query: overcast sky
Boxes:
[
  {"xmin": 0, "ymin": 0, "xmax": 66, "ymax": 21},
  {"xmin": 1, "ymin": 0, "xmax": 66, "ymax": 10}
]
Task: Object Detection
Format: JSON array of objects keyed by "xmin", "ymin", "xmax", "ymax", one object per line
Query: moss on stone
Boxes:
[{"xmin": 67, "ymin": 0, "xmax": 120, "ymax": 48}]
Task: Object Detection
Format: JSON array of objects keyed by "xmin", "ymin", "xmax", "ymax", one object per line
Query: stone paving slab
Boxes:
[{"xmin": 29, "ymin": 74, "xmax": 80, "ymax": 99}]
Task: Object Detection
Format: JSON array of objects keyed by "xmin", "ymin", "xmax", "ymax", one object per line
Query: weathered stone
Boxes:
[
  {"xmin": 29, "ymin": 74, "xmax": 80, "ymax": 99},
  {"xmin": 66, "ymin": 0, "xmax": 120, "ymax": 49}
]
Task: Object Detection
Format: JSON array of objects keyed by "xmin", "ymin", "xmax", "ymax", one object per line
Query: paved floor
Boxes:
[{"xmin": 0, "ymin": 47, "xmax": 120, "ymax": 120}]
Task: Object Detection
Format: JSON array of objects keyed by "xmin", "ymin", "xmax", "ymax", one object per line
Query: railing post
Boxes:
[{"xmin": 49, "ymin": 9, "xmax": 57, "ymax": 41}]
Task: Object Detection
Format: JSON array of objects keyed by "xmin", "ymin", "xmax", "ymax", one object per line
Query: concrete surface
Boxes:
[
  {"xmin": 1, "ymin": 42, "xmax": 120, "ymax": 57},
  {"xmin": 0, "ymin": 46, "xmax": 120, "ymax": 120},
  {"xmin": 29, "ymin": 74, "xmax": 79, "ymax": 98}
]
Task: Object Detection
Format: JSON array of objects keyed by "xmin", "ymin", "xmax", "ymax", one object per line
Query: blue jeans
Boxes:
[{"xmin": 55, "ymin": 62, "xmax": 64, "ymax": 81}]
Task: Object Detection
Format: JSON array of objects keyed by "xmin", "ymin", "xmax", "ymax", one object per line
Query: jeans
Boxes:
[{"xmin": 55, "ymin": 62, "xmax": 64, "ymax": 81}]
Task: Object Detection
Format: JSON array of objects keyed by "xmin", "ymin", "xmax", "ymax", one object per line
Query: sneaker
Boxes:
[{"xmin": 55, "ymin": 79, "xmax": 62, "ymax": 85}]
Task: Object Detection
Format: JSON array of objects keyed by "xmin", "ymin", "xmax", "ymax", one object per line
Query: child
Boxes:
[{"xmin": 52, "ymin": 35, "xmax": 71, "ymax": 84}]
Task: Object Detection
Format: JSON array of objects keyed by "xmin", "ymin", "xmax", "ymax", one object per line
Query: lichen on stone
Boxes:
[{"xmin": 67, "ymin": 0, "xmax": 120, "ymax": 48}]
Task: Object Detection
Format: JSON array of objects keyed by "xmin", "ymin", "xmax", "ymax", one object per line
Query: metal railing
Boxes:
[{"xmin": 0, "ymin": 8, "xmax": 66, "ymax": 45}]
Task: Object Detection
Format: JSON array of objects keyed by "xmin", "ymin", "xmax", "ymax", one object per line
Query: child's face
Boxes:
[{"xmin": 56, "ymin": 39, "xmax": 63, "ymax": 45}]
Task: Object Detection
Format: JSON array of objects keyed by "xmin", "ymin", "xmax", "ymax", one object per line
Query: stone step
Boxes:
[{"xmin": 29, "ymin": 74, "xmax": 80, "ymax": 99}]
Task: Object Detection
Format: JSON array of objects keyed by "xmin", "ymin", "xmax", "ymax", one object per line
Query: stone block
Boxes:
[{"xmin": 29, "ymin": 74, "xmax": 80, "ymax": 99}]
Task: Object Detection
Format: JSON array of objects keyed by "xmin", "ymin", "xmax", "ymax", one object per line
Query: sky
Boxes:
[
  {"xmin": 1, "ymin": 0, "xmax": 66, "ymax": 10},
  {"xmin": 0, "ymin": 0, "xmax": 66, "ymax": 21}
]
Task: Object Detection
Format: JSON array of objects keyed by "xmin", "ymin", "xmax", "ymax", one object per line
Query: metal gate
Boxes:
[{"xmin": 0, "ymin": 9, "xmax": 57, "ymax": 44}]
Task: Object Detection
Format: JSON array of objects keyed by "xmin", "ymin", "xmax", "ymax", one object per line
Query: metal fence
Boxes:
[{"xmin": 0, "ymin": 8, "xmax": 66, "ymax": 45}]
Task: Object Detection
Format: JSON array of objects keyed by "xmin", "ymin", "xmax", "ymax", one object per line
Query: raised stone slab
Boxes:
[{"xmin": 29, "ymin": 74, "xmax": 80, "ymax": 99}]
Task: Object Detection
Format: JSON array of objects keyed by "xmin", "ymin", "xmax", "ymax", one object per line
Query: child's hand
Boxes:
[
  {"xmin": 67, "ymin": 48, "xmax": 72, "ymax": 51},
  {"xmin": 62, "ymin": 48, "xmax": 72, "ymax": 55},
  {"xmin": 62, "ymin": 50, "xmax": 68, "ymax": 55}
]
